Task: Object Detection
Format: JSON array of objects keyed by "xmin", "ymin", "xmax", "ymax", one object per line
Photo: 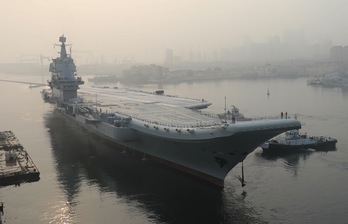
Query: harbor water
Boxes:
[{"xmin": 0, "ymin": 74, "xmax": 348, "ymax": 223}]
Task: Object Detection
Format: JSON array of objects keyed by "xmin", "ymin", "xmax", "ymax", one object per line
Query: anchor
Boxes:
[
  {"xmin": 237, "ymin": 160, "xmax": 246, "ymax": 187},
  {"xmin": 0, "ymin": 202, "xmax": 4, "ymax": 224}
]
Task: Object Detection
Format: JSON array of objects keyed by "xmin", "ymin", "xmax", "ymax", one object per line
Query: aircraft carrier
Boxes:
[{"xmin": 42, "ymin": 36, "xmax": 301, "ymax": 187}]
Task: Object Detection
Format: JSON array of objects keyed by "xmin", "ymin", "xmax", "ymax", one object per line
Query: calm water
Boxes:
[{"xmin": 0, "ymin": 74, "xmax": 348, "ymax": 224}]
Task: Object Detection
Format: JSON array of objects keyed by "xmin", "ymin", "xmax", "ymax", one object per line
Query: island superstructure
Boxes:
[{"xmin": 42, "ymin": 35, "xmax": 301, "ymax": 187}]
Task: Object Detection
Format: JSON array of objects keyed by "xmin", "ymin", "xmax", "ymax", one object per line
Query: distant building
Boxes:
[
  {"xmin": 330, "ymin": 46, "xmax": 348, "ymax": 62},
  {"xmin": 165, "ymin": 48, "xmax": 173, "ymax": 68},
  {"xmin": 122, "ymin": 64, "xmax": 169, "ymax": 83}
]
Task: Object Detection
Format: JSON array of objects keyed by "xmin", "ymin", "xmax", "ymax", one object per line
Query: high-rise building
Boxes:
[
  {"xmin": 165, "ymin": 48, "xmax": 173, "ymax": 67},
  {"xmin": 330, "ymin": 46, "xmax": 348, "ymax": 62}
]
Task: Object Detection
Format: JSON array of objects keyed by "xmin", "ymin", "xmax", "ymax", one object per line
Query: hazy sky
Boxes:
[{"xmin": 1, "ymin": 0, "xmax": 347, "ymax": 63}]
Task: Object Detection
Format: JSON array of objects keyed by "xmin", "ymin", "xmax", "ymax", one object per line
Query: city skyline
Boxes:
[{"xmin": 1, "ymin": 0, "xmax": 348, "ymax": 64}]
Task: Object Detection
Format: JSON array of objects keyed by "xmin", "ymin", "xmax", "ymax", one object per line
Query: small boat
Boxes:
[
  {"xmin": 307, "ymin": 77, "xmax": 322, "ymax": 85},
  {"xmin": 261, "ymin": 129, "xmax": 337, "ymax": 153}
]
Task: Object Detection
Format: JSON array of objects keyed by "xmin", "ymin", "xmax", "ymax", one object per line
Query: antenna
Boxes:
[
  {"xmin": 224, "ymin": 96, "xmax": 227, "ymax": 123},
  {"xmin": 59, "ymin": 35, "xmax": 66, "ymax": 43}
]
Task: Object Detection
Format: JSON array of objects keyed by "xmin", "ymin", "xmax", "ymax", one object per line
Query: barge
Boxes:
[{"xmin": 0, "ymin": 131, "xmax": 40, "ymax": 186}]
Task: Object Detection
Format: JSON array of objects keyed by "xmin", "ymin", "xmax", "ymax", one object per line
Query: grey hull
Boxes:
[{"xmin": 62, "ymin": 109, "xmax": 300, "ymax": 187}]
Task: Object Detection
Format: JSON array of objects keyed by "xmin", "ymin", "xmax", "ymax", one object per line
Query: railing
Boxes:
[
  {"xmin": 79, "ymin": 104, "xmax": 295, "ymax": 130},
  {"xmin": 199, "ymin": 110, "xmax": 285, "ymax": 121},
  {"xmin": 115, "ymin": 110, "xmax": 221, "ymax": 129},
  {"xmin": 113, "ymin": 111, "xmax": 292, "ymax": 129}
]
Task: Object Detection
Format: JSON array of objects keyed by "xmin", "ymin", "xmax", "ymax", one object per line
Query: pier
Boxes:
[
  {"xmin": 0, "ymin": 131, "xmax": 40, "ymax": 186},
  {"xmin": 0, "ymin": 79, "xmax": 46, "ymax": 88}
]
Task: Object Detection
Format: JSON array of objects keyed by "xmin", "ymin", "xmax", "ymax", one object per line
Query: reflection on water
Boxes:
[
  {"xmin": 44, "ymin": 109, "xmax": 265, "ymax": 223},
  {"xmin": 260, "ymin": 150, "xmax": 313, "ymax": 177},
  {"xmin": 1, "ymin": 76, "xmax": 346, "ymax": 223},
  {"xmin": 308, "ymin": 83, "xmax": 348, "ymax": 98},
  {"xmin": 41, "ymin": 200, "xmax": 75, "ymax": 224},
  {"xmin": 258, "ymin": 146, "xmax": 337, "ymax": 175}
]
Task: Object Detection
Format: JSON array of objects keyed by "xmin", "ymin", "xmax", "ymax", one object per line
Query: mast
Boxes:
[
  {"xmin": 59, "ymin": 35, "xmax": 68, "ymax": 59},
  {"xmin": 224, "ymin": 96, "xmax": 227, "ymax": 123}
]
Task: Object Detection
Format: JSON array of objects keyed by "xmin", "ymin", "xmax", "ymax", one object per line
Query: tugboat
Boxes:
[{"xmin": 261, "ymin": 129, "xmax": 337, "ymax": 153}]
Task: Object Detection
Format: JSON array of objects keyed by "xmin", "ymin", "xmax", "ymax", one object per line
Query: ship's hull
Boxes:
[
  {"xmin": 57, "ymin": 108, "xmax": 301, "ymax": 187},
  {"xmin": 132, "ymin": 128, "xmax": 293, "ymax": 186},
  {"xmin": 262, "ymin": 140, "xmax": 337, "ymax": 154},
  {"xmin": 0, "ymin": 172, "xmax": 40, "ymax": 187}
]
